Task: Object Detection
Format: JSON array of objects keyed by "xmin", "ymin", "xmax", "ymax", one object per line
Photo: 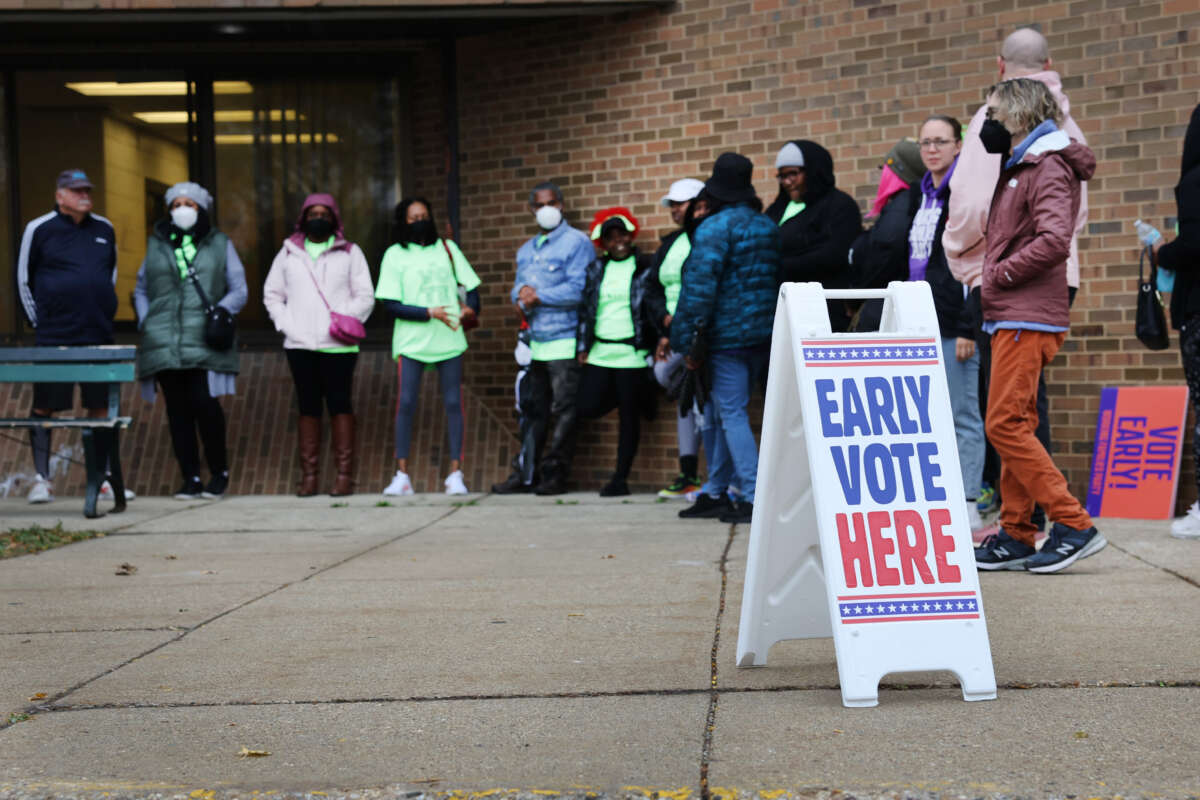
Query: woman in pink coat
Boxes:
[{"xmin": 263, "ymin": 193, "xmax": 375, "ymax": 497}]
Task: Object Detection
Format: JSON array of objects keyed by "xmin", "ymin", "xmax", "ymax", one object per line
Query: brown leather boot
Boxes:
[
  {"xmin": 297, "ymin": 416, "xmax": 321, "ymax": 497},
  {"xmin": 330, "ymin": 413, "xmax": 356, "ymax": 496}
]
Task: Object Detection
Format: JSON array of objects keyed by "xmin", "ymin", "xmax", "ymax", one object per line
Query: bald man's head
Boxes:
[{"xmin": 999, "ymin": 27, "xmax": 1050, "ymax": 76}]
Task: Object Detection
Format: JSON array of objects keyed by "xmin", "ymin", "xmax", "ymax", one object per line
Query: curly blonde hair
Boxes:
[{"xmin": 987, "ymin": 77, "xmax": 1063, "ymax": 134}]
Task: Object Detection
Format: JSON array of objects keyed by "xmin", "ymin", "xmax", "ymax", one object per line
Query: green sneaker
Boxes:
[
  {"xmin": 976, "ymin": 484, "xmax": 998, "ymax": 514},
  {"xmin": 658, "ymin": 473, "xmax": 702, "ymax": 499}
]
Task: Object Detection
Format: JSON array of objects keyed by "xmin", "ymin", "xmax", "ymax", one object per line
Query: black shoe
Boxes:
[
  {"xmin": 534, "ymin": 476, "xmax": 568, "ymax": 496},
  {"xmin": 599, "ymin": 478, "xmax": 630, "ymax": 497},
  {"xmin": 974, "ymin": 529, "xmax": 1035, "ymax": 570},
  {"xmin": 1025, "ymin": 523, "xmax": 1108, "ymax": 573},
  {"xmin": 202, "ymin": 472, "xmax": 229, "ymax": 500},
  {"xmin": 679, "ymin": 492, "xmax": 732, "ymax": 519},
  {"xmin": 174, "ymin": 477, "xmax": 204, "ymax": 501},
  {"xmin": 491, "ymin": 472, "xmax": 533, "ymax": 494},
  {"xmin": 719, "ymin": 501, "xmax": 753, "ymax": 524}
]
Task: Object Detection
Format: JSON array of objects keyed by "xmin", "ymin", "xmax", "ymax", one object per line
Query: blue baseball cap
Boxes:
[{"xmin": 56, "ymin": 169, "xmax": 93, "ymax": 190}]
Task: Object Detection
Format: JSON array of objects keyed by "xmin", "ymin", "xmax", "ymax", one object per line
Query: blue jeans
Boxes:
[
  {"xmin": 941, "ymin": 336, "xmax": 984, "ymax": 500},
  {"xmin": 700, "ymin": 349, "xmax": 767, "ymax": 504}
]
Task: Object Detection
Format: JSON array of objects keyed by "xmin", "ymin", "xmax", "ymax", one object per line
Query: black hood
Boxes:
[
  {"xmin": 1181, "ymin": 103, "xmax": 1200, "ymax": 181},
  {"xmin": 768, "ymin": 139, "xmax": 837, "ymax": 215}
]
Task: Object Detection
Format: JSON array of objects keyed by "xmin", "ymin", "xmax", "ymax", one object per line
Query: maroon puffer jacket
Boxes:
[{"xmin": 982, "ymin": 133, "xmax": 1096, "ymax": 328}]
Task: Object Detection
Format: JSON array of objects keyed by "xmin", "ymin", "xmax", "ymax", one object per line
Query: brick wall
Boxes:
[{"xmin": 2, "ymin": 0, "xmax": 1197, "ymax": 506}]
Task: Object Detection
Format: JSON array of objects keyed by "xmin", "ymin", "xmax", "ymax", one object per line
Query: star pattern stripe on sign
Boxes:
[
  {"xmin": 801, "ymin": 341, "xmax": 939, "ymax": 366},
  {"xmin": 838, "ymin": 595, "xmax": 979, "ymax": 622}
]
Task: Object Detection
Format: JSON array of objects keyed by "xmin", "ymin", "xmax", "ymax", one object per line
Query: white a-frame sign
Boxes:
[{"xmin": 736, "ymin": 282, "xmax": 997, "ymax": 707}]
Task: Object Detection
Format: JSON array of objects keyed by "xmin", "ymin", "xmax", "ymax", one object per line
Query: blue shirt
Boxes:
[{"xmin": 511, "ymin": 221, "xmax": 594, "ymax": 343}]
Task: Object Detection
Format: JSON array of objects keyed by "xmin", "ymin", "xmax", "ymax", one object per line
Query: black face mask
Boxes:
[
  {"xmin": 980, "ymin": 119, "xmax": 1013, "ymax": 156},
  {"xmin": 409, "ymin": 219, "xmax": 437, "ymax": 245},
  {"xmin": 304, "ymin": 216, "xmax": 335, "ymax": 242}
]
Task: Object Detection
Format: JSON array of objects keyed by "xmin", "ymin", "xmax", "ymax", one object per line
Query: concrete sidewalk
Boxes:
[{"xmin": 0, "ymin": 493, "xmax": 1197, "ymax": 799}]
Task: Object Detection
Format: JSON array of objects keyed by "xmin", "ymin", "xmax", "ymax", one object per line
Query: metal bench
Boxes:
[{"xmin": 0, "ymin": 345, "xmax": 135, "ymax": 518}]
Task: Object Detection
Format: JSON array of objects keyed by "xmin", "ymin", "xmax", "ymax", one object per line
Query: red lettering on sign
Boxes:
[
  {"xmin": 836, "ymin": 508, "xmax": 962, "ymax": 588},
  {"xmin": 867, "ymin": 511, "xmax": 901, "ymax": 586},
  {"xmin": 893, "ymin": 509, "xmax": 935, "ymax": 585},
  {"xmin": 928, "ymin": 508, "xmax": 960, "ymax": 583},
  {"xmin": 836, "ymin": 512, "xmax": 873, "ymax": 588}
]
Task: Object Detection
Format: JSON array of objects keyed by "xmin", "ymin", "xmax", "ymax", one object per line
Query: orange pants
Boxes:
[{"xmin": 986, "ymin": 329, "xmax": 1092, "ymax": 545}]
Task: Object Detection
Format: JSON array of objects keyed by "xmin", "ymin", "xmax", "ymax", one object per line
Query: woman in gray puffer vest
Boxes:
[{"xmin": 134, "ymin": 182, "xmax": 247, "ymax": 501}]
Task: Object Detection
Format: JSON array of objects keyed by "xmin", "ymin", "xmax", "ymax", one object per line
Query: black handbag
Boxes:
[
  {"xmin": 1136, "ymin": 245, "xmax": 1170, "ymax": 351},
  {"xmin": 185, "ymin": 262, "xmax": 236, "ymax": 352},
  {"xmin": 678, "ymin": 322, "xmax": 711, "ymax": 417}
]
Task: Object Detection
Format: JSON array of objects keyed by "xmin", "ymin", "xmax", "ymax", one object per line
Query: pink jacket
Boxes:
[
  {"xmin": 263, "ymin": 237, "xmax": 375, "ymax": 350},
  {"xmin": 943, "ymin": 71, "xmax": 1088, "ymax": 289}
]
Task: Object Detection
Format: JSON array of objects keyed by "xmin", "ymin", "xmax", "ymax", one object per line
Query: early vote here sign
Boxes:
[{"xmin": 802, "ymin": 337, "xmax": 979, "ymax": 623}]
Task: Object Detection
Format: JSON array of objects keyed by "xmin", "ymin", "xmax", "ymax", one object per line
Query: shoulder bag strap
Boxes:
[
  {"xmin": 303, "ymin": 260, "xmax": 334, "ymax": 312},
  {"xmin": 441, "ymin": 238, "xmax": 461, "ymax": 285},
  {"xmin": 178, "ymin": 245, "xmax": 214, "ymax": 313}
]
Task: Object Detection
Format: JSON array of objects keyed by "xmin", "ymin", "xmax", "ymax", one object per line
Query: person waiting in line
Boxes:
[
  {"xmin": 673, "ymin": 153, "xmax": 780, "ymax": 524},
  {"xmin": 648, "ymin": 177, "xmax": 707, "ymax": 499},
  {"xmin": 767, "ymin": 140, "xmax": 862, "ymax": 331},
  {"xmin": 375, "ymin": 197, "xmax": 481, "ymax": 497},
  {"xmin": 134, "ymin": 181, "xmax": 247, "ymax": 500},
  {"xmin": 846, "ymin": 136, "xmax": 925, "ymax": 330},
  {"xmin": 853, "ymin": 118, "xmax": 986, "ymax": 532},
  {"xmin": 491, "ymin": 182, "xmax": 594, "ymax": 496},
  {"xmin": 576, "ymin": 208, "xmax": 661, "ymax": 497},
  {"xmin": 970, "ymin": 78, "xmax": 1103, "ymax": 573},
  {"xmin": 263, "ymin": 193, "xmax": 375, "ymax": 497},
  {"xmin": 1154, "ymin": 102, "xmax": 1200, "ymax": 539},
  {"xmin": 17, "ymin": 168, "xmax": 125, "ymax": 507}
]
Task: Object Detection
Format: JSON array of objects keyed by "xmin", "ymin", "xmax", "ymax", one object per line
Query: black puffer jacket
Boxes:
[
  {"xmin": 852, "ymin": 184, "xmax": 975, "ymax": 339},
  {"xmin": 1158, "ymin": 102, "xmax": 1200, "ymax": 329},
  {"xmin": 577, "ymin": 250, "xmax": 664, "ymax": 353},
  {"xmin": 765, "ymin": 140, "xmax": 863, "ymax": 331}
]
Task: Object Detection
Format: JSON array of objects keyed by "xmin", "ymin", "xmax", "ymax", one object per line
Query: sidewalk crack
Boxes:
[{"xmin": 699, "ymin": 524, "xmax": 738, "ymax": 800}]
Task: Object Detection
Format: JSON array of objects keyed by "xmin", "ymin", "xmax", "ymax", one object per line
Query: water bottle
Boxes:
[{"xmin": 1135, "ymin": 220, "xmax": 1174, "ymax": 292}]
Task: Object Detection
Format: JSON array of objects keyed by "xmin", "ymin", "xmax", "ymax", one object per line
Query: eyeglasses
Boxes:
[{"xmin": 918, "ymin": 139, "xmax": 957, "ymax": 150}]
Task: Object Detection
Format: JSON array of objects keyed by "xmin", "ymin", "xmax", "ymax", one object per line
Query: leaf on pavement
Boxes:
[
  {"xmin": 115, "ymin": 563, "xmax": 137, "ymax": 576},
  {"xmin": 238, "ymin": 746, "xmax": 271, "ymax": 758}
]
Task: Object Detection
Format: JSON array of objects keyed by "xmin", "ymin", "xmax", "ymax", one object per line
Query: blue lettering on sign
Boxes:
[
  {"xmin": 818, "ymin": 374, "xmax": 945, "ymax": 507},
  {"xmin": 1108, "ymin": 416, "xmax": 1179, "ymax": 488}
]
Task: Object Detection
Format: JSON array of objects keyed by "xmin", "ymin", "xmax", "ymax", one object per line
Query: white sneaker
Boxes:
[
  {"xmin": 27, "ymin": 474, "xmax": 53, "ymax": 504},
  {"xmin": 382, "ymin": 470, "xmax": 414, "ymax": 497},
  {"xmin": 99, "ymin": 480, "xmax": 136, "ymax": 501},
  {"xmin": 1170, "ymin": 501, "xmax": 1200, "ymax": 539},
  {"xmin": 967, "ymin": 503, "xmax": 985, "ymax": 532},
  {"xmin": 444, "ymin": 470, "xmax": 469, "ymax": 495}
]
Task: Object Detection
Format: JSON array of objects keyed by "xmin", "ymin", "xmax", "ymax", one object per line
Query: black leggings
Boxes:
[
  {"xmin": 577, "ymin": 364, "xmax": 648, "ymax": 481},
  {"xmin": 1181, "ymin": 317, "xmax": 1200, "ymax": 497},
  {"xmin": 156, "ymin": 369, "xmax": 228, "ymax": 481},
  {"xmin": 285, "ymin": 349, "xmax": 358, "ymax": 417}
]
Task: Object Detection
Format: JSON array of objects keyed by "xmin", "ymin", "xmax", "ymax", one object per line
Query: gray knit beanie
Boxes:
[{"xmin": 164, "ymin": 181, "xmax": 213, "ymax": 212}]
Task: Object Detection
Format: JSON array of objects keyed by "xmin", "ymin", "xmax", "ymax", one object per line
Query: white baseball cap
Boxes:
[{"xmin": 660, "ymin": 178, "xmax": 705, "ymax": 207}]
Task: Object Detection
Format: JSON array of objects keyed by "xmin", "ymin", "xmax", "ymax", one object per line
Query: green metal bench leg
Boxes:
[
  {"xmin": 107, "ymin": 427, "xmax": 126, "ymax": 513},
  {"xmin": 81, "ymin": 428, "xmax": 104, "ymax": 520}
]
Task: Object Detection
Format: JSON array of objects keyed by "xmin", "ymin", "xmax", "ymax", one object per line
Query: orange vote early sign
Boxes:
[{"xmin": 1086, "ymin": 386, "xmax": 1189, "ymax": 520}]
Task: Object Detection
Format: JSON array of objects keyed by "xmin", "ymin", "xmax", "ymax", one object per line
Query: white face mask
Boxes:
[
  {"xmin": 171, "ymin": 205, "xmax": 199, "ymax": 231},
  {"xmin": 535, "ymin": 205, "xmax": 563, "ymax": 231}
]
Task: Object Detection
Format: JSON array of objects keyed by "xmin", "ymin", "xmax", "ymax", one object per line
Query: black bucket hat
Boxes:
[{"xmin": 704, "ymin": 152, "xmax": 758, "ymax": 204}]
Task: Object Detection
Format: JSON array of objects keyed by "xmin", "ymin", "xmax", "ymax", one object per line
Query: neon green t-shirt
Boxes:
[
  {"xmin": 588, "ymin": 257, "xmax": 649, "ymax": 369},
  {"xmin": 375, "ymin": 239, "xmax": 481, "ymax": 364},
  {"xmin": 658, "ymin": 233, "xmax": 691, "ymax": 317},
  {"xmin": 779, "ymin": 200, "xmax": 806, "ymax": 226},
  {"xmin": 303, "ymin": 237, "xmax": 357, "ymax": 354},
  {"xmin": 530, "ymin": 338, "xmax": 577, "ymax": 361},
  {"xmin": 172, "ymin": 233, "xmax": 196, "ymax": 279}
]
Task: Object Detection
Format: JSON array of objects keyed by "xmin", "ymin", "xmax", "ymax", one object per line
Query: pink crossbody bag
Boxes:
[{"xmin": 305, "ymin": 265, "xmax": 366, "ymax": 345}]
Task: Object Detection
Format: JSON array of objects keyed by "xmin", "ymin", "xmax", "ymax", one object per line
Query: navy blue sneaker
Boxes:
[
  {"xmin": 974, "ymin": 529, "xmax": 1035, "ymax": 571},
  {"xmin": 1026, "ymin": 523, "xmax": 1108, "ymax": 574}
]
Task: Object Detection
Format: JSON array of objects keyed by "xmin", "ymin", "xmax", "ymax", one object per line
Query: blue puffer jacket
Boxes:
[
  {"xmin": 670, "ymin": 204, "xmax": 781, "ymax": 353},
  {"xmin": 510, "ymin": 221, "xmax": 595, "ymax": 343}
]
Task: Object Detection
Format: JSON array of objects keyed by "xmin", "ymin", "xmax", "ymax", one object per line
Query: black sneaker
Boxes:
[
  {"xmin": 974, "ymin": 529, "xmax": 1035, "ymax": 570},
  {"xmin": 491, "ymin": 472, "xmax": 533, "ymax": 494},
  {"xmin": 202, "ymin": 472, "xmax": 229, "ymax": 499},
  {"xmin": 679, "ymin": 492, "xmax": 732, "ymax": 519},
  {"xmin": 1026, "ymin": 523, "xmax": 1107, "ymax": 574},
  {"xmin": 599, "ymin": 478, "xmax": 630, "ymax": 497},
  {"xmin": 719, "ymin": 501, "xmax": 754, "ymax": 524},
  {"xmin": 533, "ymin": 476, "xmax": 568, "ymax": 496},
  {"xmin": 174, "ymin": 477, "xmax": 204, "ymax": 501}
]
